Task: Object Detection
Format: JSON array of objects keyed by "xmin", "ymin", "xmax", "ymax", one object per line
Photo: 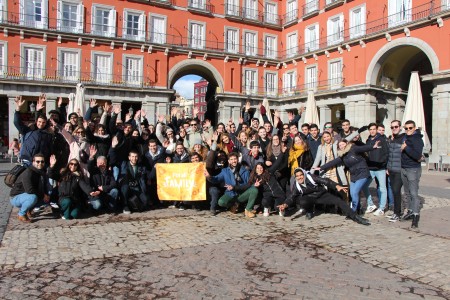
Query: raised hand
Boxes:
[
  {"xmin": 37, "ymin": 94, "xmax": 46, "ymax": 111},
  {"xmin": 163, "ymin": 139, "xmax": 170, "ymax": 148},
  {"xmin": 90, "ymin": 98, "xmax": 97, "ymax": 108},
  {"xmin": 254, "ymin": 179, "xmax": 261, "ymax": 187},
  {"xmin": 245, "ymin": 101, "xmax": 251, "ymax": 112},
  {"xmin": 57, "ymin": 97, "xmax": 63, "ymax": 107},
  {"xmin": 141, "ymin": 109, "xmax": 146, "ymax": 118},
  {"xmin": 89, "ymin": 145, "xmax": 97, "ymax": 159},
  {"xmin": 111, "ymin": 136, "xmax": 119, "ymax": 148},
  {"xmin": 14, "ymin": 96, "xmax": 25, "ymax": 110},
  {"xmin": 274, "ymin": 109, "xmax": 280, "ymax": 119},
  {"xmin": 125, "ymin": 113, "xmax": 132, "ymax": 122},
  {"xmin": 113, "ymin": 104, "xmax": 121, "ymax": 115},
  {"xmin": 211, "ymin": 131, "xmax": 218, "ymax": 142},
  {"xmin": 158, "ymin": 114, "xmax": 165, "ymax": 123},
  {"xmin": 49, "ymin": 154, "xmax": 57, "ymax": 167},
  {"xmin": 193, "ymin": 107, "xmax": 199, "ymax": 116},
  {"xmin": 104, "ymin": 102, "xmax": 112, "ymax": 114},
  {"xmin": 134, "ymin": 110, "xmax": 141, "ymax": 121}
]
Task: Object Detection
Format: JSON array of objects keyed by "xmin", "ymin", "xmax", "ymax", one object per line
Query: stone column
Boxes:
[
  {"xmin": 318, "ymin": 105, "xmax": 331, "ymax": 129},
  {"xmin": 143, "ymin": 102, "xmax": 156, "ymax": 125},
  {"xmin": 46, "ymin": 97, "xmax": 57, "ymax": 115},
  {"xmin": 364, "ymin": 94, "xmax": 377, "ymax": 126},
  {"xmin": 232, "ymin": 106, "xmax": 241, "ymax": 123},
  {"xmin": 432, "ymin": 89, "xmax": 450, "ymax": 155},
  {"xmin": 278, "ymin": 109, "xmax": 288, "ymax": 124},
  {"xmin": 8, "ymin": 97, "xmax": 19, "ymax": 141},
  {"xmin": 394, "ymin": 95, "xmax": 405, "ymax": 122},
  {"xmin": 344, "ymin": 101, "xmax": 356, "ymax": 125}
]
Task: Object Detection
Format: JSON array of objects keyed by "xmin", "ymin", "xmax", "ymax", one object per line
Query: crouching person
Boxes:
[
  {"xmin": 87, "ymin": 146, "xmax": 118, "ymax": 213},
  {"xmin": 48, "ymin": 155, "xmax": 93, "ymax": 220},
  {"xmin": 278, "ymin": 168, "xmax": 370, "ymax": 225},
  {"xmin": 10, "ymin": 153, "xmax": 50, "ymax": 223}
]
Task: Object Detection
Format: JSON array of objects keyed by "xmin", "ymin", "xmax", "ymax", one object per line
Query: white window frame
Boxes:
[
  {"xmin": 189, "ymin": 20, "xmax": 206, "ymax": 49},
  {"xmin": 21, "ymin": 43, "xmax": 46, "ymax": 80},
  {"xmin": 265, "ymin": 1, "xmax": 278, "ymax": 24},
  {"xmin": 264, "ymin": 71, "xmax": 277, "ymax": 96},
  {"xmin": 305, "ymin": 0, "xmax": 318, "ymax": 14},
  {"xmin": 349, "ymin": 4, "xmax": 366, "ymax": 39},
  {"xmin": 123, "ymin": 54, "xmax": 143, "ymax": 86},
  {"xmin": 305, "ymin": 64, "xmax": 317, "ymax": 91},
  {"xmin": 0, "ymin": 0, "xmax": 7, "ymax": 23},
  {"xmin": 0, "ymin": 41, "xmax": 7, "ymax": 77},
  {"xmin": 243, "ymin": 68, "xmax": 258, "ymax": 95},
  {"xmin": 328, "ymin": 58, "xmax": 343, "ymax": 90},
  {"xmin": 226, "ymin": 0, "xmax": 239, "ymax": 16},
  {"xmin": 123, "ymin": 9, "xmax": 146, "ymax": 42},
  {"xmin": 91, "ymin": 4, "xmax": 116, "ymax": 38},
  {"xmin": 225, "ymin": 27, "xmax": 239, "ymax": 54},
  {"xmin": 388, "ymin": 0, "xmax": 412, "ymax": 27},
  {"xmin": 283, "ymin": 70, "xmax": 296, "ymax": 95},
  {"xmin": 243, "ymin": 30, "xmax": 258, "ymax": 56},
  {"xmin": 264, "ymin": 34, "xmax": 277, "ymax": 59},
  {"xmin": 19, "ymin": 0, "xmax": 48, "ymax": 29},
  {"xmin": 190, "ymin": 0, "xmax": 206, "ymax": 10},
  {"xmin": 286, "ymin": 0, "xmax": 297, "ymax": 23},
  {"xmin": 57, "ymin": 0, "xmax": 83, "ymax": 34},
  {"xmin": 149, "ymin": 13, "xmax": 167, "ymax": 44},
  {"xmin": 91, "ymin": 51, "xmax": 113, "ymax": 84},
  {"xmin": 57, "ymin": 47, "xmax": 81, "ymax": 82},
  {"xmin": 305, "ymin": 23, "xmax": 319, "ymax": 52},
  {"xmin": 443, "ymin": 0, "xmax": 450, "ymax": 10},
  {"xmin": 244, "ymin": 0, "xmax": 257, "ymax": 20},
  {"xmin": 286, "ymin": 31, "xmax": 298, "ymax": 58},
  {"xmin": 327, "ymin": 13, "xmax": 344, "ymax": 46}
]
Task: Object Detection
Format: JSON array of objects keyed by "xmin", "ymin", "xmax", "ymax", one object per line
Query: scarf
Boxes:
[
  {"xmin": 337, "ymin": 143, "xmax": 353, "ymax": 157},
  {"xmin": 224, "ymin": 139, "xmax": 235, "ymax": 154},
  {"xmin": 295, "ymin": 169, "xmax": 316, "ymax": 194},
  {"xmin": 288, "ymin": 144, "xmax": 306, "ymax": 175},
  {"xmin": 271, "ymin": 143, "xmax": 281, "ymax": 157}
]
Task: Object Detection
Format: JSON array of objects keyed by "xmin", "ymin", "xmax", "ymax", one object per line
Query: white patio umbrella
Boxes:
[
  {"xmin": 402, "ymin": 71, "xmax": 431, "ymax": 153},
  {"xmin": 303, "ymin": 90, "xmax": 320, "ymax": 125},
  {"xmin": 73, "ymin": 83, "xmax": 86, "ymax": 118},
  {"xmin": 66, "ymin": 92, "xmax": 75, "ymax": 120}
]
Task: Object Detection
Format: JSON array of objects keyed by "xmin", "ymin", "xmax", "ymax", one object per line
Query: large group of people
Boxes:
[{"xmin": 9, "ymin": 94, "xmax": 425, "ymax": 228}]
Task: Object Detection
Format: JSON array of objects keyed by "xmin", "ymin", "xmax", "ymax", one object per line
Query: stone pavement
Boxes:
[{"xmin": 0, "ymin": 162, "xmax": 449, "ymax": 299}]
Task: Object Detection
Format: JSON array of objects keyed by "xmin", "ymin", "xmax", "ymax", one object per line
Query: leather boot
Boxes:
[
  {"xmin": 411, "ymin": 214, "xmax": 420, "ymax": 228},
  {"xmin": 352, "ymin": 214, "xmax": 371, "ymax": 226},
  {"xmin": 401, "ymin": 210, "xmax": 413, "ymax": 221}
]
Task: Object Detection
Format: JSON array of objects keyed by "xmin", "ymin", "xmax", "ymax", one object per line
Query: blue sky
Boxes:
[{"xmin": 173, "ymin": 75, "xmax": 202, "ymax": 99}]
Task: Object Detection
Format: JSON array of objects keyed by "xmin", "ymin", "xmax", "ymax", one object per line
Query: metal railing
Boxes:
[
  {"xmin": 283, "ymin": 9, "xmax": 298, "ymax": 26},
  {"xmin": 187, "ymin": 0, "xmax": 215, "ymax": 13},
  {"xmin": 0, "ymin": 65, "xmax": 155, "ymax": 89},
  {"xmin": 303, "ymin": 0, "xmax": 319, "ymax": 17}
]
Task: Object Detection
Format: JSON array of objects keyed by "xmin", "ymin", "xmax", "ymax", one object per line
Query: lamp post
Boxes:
[{"xmin": 29, "ymin": 102, "xmax": 36, "ymax": 112}]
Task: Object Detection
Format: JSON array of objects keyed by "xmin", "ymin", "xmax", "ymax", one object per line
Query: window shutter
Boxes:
[
  {"xmin": 91, "ymin": 6, "xmax": 97, "ymax": 34},
  {"xmin": 76, "ymin": 3, "xmax": 83, "ymax": 33},
  {"xmin": 138, "ymin": 14, "xmax": 146, "ymax": 41},
  {"xmin": 122, "ymin": 11, "xmax": 128, "ymax": 38},
  {"xmin": 108, "ymin": 9, "xmax": 116, "ymax": 37},
  {"xmin": 327, "ymin": 19, "xmax": 332, "ymax": 44},
  {"xmin": 339, "ymin": 15, "xmax": 344, "ymax": 41},
  {"xmin": 41, "ymin": 0, "xmax": 48, "ymax": 28},
  {"xmin": 360, "ymin": 6, "xmax": 366, "ymax": 35}
]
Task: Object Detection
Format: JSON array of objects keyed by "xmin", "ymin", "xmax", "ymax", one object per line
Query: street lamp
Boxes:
[
  {"xmin": 128, "ymin": 106, "xmax": 134, "ymax": 116},
  {"xmin": 335, "ymin": 109, "xmax": 341, "ymax": 119},
  {"xmin": 29, "ymin": 102, "xmax": 36, "ymax": 112}
]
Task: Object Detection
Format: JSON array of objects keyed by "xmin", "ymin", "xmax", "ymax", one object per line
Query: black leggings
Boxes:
[{"xmin": 296, "ymin": 193, "xmax": 354, "ymax": 217}]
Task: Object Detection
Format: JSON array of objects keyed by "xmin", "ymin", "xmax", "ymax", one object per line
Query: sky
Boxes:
[{"xmin": 173, "ymin": 75, "xmax": 202, "ymax": 99}]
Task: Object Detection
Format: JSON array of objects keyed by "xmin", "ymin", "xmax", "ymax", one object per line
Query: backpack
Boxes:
[{"xmin": 4, "ymin": 164, "xmax": 27, "ymax": 188}]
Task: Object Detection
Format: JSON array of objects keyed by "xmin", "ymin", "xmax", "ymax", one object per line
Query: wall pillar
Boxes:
[
  {"xmin": 432, "ymin": 88, "xmax": 450, "ymax": 155},
  {"xmin": 8, "ymin": 97, "xmax": 18, "ymax": 140},
  {"xmin": 318, "ymin": 105, "xmax": 331, "ymax": 129},
  {"xmin": 344, "ymin": 101, "xmax": 356, "ymax": 125}
]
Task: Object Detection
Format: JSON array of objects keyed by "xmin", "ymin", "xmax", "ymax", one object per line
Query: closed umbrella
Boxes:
[
  {"xmin": 303, "ymin": 90, "xmax": 320, "ymax": 125},
  {"xmin": 67, "ymin": 92, "xmax": 75, "ymax": 120},
  {"xmin": 73, "ymin": 83, "xmax": 86, "ymax": 118},
  {"xmin": 402, "ymin": 71, "xmax": 431, "ymax": 153}
]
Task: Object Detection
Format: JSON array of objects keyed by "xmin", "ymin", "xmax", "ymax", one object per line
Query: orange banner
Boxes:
[{"xmin": 156, "ymin": 163, "xmax": 207, "ymax": 201}]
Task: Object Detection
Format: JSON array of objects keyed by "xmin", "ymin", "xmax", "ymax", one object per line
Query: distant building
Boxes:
[{"xmin": 194, "ymin": 79, "xmax": 208, "ymax": 121}]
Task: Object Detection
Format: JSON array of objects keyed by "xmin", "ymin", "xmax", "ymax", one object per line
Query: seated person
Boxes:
[
  {"xmin": 278, "ymin": 168, "xmax": 370, "ymax": 226},
  {"xmin": 10, "ymin": 153, "xmax": 50, "ymax": 223}
]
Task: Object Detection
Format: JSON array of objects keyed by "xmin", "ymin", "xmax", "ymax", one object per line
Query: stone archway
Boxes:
[{"xmin": 168, "ymin": 59, "xmax": 224, "ymax": 91}]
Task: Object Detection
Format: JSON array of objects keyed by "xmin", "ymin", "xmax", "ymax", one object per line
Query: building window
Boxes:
[
  {"xmin": 57, "ymin": 1, "xmax": 83, "ymax": 33},
  {"xmin": 243, "ymin": 31, "xmax": 257, "ymax": 56},
  {"xmin": 265, "ymin": 1, "xmax": 278, "ymax": 24},
  {"xmin": 149, "ymin": 14, "xmax": 166, "ymax": 44},
  {"xmin": 92, "ymin": 52, "xmax": 112, "ymax": 83},
  {"xmin": 306, "ymin": 65, "xmax": 317, "ymax": 91},
  {"xmin": 123, "ymin": 10, "xmax": 145, "ymax": 41},
  {"xmin": 286, "ymin": 32, "xmax": 298, "ymax": 58},
  {"xmin": 226, "ymin": 0, "xmax": 240, "ymax": 16},
  {"xmin": 283, "ymin": 71, "xmax": 296, "ymax": 95},
  {"xmin": 286, "ymin": 0, "xmax": 297, "ymax": 23},
  {"xmin": 265, "ymin": 72, "xmax": 277, "ymax": 96},
  {"xmin": 327, "ymin": 14, "xmax": 343, "ymax": 46},
  {"xmin": 124, "ymin": 55, "xmax": 142, "ymax": 86},
  {"xmin": 350, "ymin": 5, "xmax": 365, "ymax": 38},
  {"xmin": 244, "ymin": 0, "xmax": 257, "ymax": 20},
  {"xmin": 264, "ymin": 35, "xmax": 277, "ymax": 59},
  {"xmin": 0, "ymin": 43, "xmax": 5, "ymax": 77},
  {"xmin": 91, "ymin": 5, "xmax": 116, "ymax": 37},
  {"xmin": 388, "ymin": 0, "xmax": 411, "ymax": 27},
  {"xmin": 244, "ymin": 69, "xmax": 257, "ymax": 95},
  {"xmin": 304, "ymin": 24, "xmax": 318, "ymax": 52},
  {"xmin": 22, "ymin": 45, "xmax": 45, "ymax": 79},
  {"xmin": 189, "ymin": 0, "xmax": 206, "ymax": 10},
  {"xmin": 189, "ymin": 21, "xmax": 205, "ymax": 49},
  {"xmin": 59, "ymin": 49, "xmax": 80, "ymax": 81},
  {"xmin": 304, "ymin": 0, "xmax": 319, "ymax": 15},
  {"xmin": 0, "ymin": 0, "xmax": 5, "ymax": 23},
  {"xmin": 20, "ymin": 0, "xmax": 48, "ymax": 29},
  {"xmin": 226, "ymin": 28, "xmax": 239, "ymax": 54},
  {"xmin": 329, "ymin": 59, "xmax": 342, "ymax": 89}
]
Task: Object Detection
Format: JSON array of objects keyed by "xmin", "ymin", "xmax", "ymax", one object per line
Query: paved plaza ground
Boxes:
[{"xmin": 0, "ymin": 162, "xmax": 449, "ymax": 299}]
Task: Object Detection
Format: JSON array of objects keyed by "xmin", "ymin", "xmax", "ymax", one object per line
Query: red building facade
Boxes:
[
  {"xmin": 0, "ymin": 0, "xmax": 449, "ymax": 153},
  {"xmin": 193, "ymin": 78, "xmax": 207, "ymax": 121}
]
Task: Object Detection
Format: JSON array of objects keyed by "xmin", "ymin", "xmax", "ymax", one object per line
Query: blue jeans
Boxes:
[
  {"xmin": 90, "ymin": 188, "xmax": 119, "ymax": 211},
  {"xmin": 10, "ymin": 193, "xmax": 38, "ymax": 216},
  {"xmin": 386, "ymin": 175, "xmax": 394, "ymax": 208},
  {"xmin": 365, "ymin": 169, "xmax": 388, "ymax": 210},
  {"xmin": 350, "ymin": 177, "xmax": 371, "ymax": 212},
  {"xmin": 401, "ymin": 167, "xmax": 422, "ymax": 214}
]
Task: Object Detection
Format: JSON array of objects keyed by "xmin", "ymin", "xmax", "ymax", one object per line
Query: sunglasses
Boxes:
[
  {"xmin": 75, "ymin": 131, "xmax": 84, "ymax": 134},
  {"xmin": 283, "ymin": 127, "xmax": 289, "ymax": 130},
  {"xmin": 190, "ymin": 124, "xmax": 197, "ymax": 126},
  {"xmin": 404, "ymin": 126, "xmax": 415, "ymax": 130},
  {"xmin": 390, "ymin": 125, "xmax": 399, "ymax": 129},
  {"xmin": 325, "ymin": 126, "xmax": 333, "ymax": 129},
  {"xmin": 69, "ymin": 162, "xmax": 79, "ymax": 166},
  {"xmin": 34, "ymin": 160, "xmax": 45, "ymax": 164}
]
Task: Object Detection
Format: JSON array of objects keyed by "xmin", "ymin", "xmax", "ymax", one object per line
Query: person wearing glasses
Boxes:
[
  {"xmin": 10, "ymin": 153, "xmax": 50, "ymax": 223},
  {"xmin": 48, "ymin": 155, "xmax": 93, "ymax": 220},
  {"xmin": 386, "ymin": 120, "xmax": 405, "ymax": 222},
  {"xmin": 183, "ymin": 120, "xmax": 204, "ymax": 150},
  {"xmin": 400, "ymin": 120, "xmax": 424, "ymax": 228}
]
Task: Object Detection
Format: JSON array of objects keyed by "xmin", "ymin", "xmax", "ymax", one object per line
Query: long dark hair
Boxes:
[
  {"xmin": 249, "ymin": 162, "xmax": 270, "ymax": 185},
  {"xmin": 60, "ymin": 159, "xmax": 84, "ymax": 181}
]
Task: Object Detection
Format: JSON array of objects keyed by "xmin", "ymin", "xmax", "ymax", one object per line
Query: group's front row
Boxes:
[{"xmin": 10, "ymin": 149, "xmax": 371, "ymax": 226}]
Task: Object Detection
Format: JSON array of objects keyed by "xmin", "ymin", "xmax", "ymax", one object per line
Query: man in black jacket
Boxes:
[
  {"xmin": 10, "ymin": 153, "xmax": 50, "ymax": 222},
  {"xmin": 278, "ymin": 168, "xmax": 370, "ymax": 225},
  {"xmin": 400, "ymin": 120, "xmax": 424, "ymax": 228}
]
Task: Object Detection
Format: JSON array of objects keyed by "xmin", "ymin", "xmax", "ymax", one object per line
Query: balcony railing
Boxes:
[
  {"xmin": 0, "ymin": 66, "xmax": 155, "ymax": 89},
  {"xmin": 303, "ymin": 0, "xmax": 319, "ymax": 18},
  {"xmin": 225, "ymin": 3, "xmax": 242, "ymax": 17},
  {"xmin": 187, "ymin": 0, "xmax": 215, "ymax": 14},
  {"xmin": 324, "ymin": 0, "xmax": 344, "ymax": 10},
  {"xmin": 283, "ymin": 9, "xmax": 298, "ymax": 26}
]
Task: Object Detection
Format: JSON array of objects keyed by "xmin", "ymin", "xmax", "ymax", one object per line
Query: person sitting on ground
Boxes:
[
  {"xmin": 10, "ymin": 153, "xmax": 50, "ymax": 223},
  {"xmin": 48, "ymin": 155, "xmax": 93, "ymax": 220},
  {"xmin": 278, "ymin": 168, "xmax": 370, "ymax": 225},
  {"xmin": 204, "ymin": 152, "xmax": 259, "ymax": 218}
]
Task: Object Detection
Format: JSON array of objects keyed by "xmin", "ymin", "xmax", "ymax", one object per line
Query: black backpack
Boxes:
[{"xmin": 4, "ymin": 164, "xmax": 27, "ymax": 188}]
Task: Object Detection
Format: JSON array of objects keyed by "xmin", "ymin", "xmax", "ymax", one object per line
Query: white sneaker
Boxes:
[
  {"xmin": 61, "ymin": 216, "xmax": 66, "ymax": 220},
  {"xmin": 168, "ymin": 205, "xmax": 177, "ymax": 209},
  {"xmin": 279, "ymin": 210, "xmax": 285, "ymax": 217},
  {"xmin": 373, "ymin": 209, "xmax": 384, "ymax": 216},
  {"xmin": 263, "ymin": 208, "xmax": 270, "ymax": 217},
  {"xmin": 50, "ymin": 202, "xmax": 59, "ymax": 209},
  {"xmin": 123, "ymin": 206, "xmax": 131, "ymax": 214},
  {"xmin": 365, "ymin": 205, "xmax": 377, "ymax": 213}
]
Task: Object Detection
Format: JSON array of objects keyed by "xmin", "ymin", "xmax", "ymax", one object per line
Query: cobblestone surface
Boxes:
[{"xmin": 0, "ymin": 162, "xmax": 449, "ymax": 299}]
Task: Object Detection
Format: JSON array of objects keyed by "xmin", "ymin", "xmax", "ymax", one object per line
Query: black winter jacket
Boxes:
[
  {"xmin": 48, "ymin": 167, "xmax": 92, "ymax": 204},
  {"xmin": 387, "ymin": 133, "xmax": 405, "ymax": 173},
  {"xmin": 366, "ymin": 133, "xmax": 388, "ymax": 170},
  {"xmin": 87, "ymin": 159, "xmax": 117, "ymax": 193},
  {"xmin": 401, "ymin": 130, "xmax": 424, "ymax": 168},
  {"xmin": 285, "ymin": 174, "xmax": 338, "ymax": 208},
  {"xmin": 10, "ymin": 166, "xmax": 48, "ymax": 198}
]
